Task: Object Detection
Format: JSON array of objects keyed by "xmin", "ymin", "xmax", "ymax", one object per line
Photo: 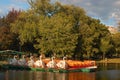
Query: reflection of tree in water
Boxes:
[
  {"xmin": 46, "ymin": 72, "xmax": 55, "ymax": 80},
  {"xmin": 21, "ymin": 71, "xmax": 95, "ymax": 80},
  {"xmin": 28, "ymin": 71, "xmax": 34, "ymax": 80},
  {"xmin": 28, "ymin": 71, "xmax": 69, "ymax": 80},
  {"xmin": 43, "ymin": 72, "xmax": 68, "ymax": 80},
  {"xmin": 32, "ymin": 72, "xmax": 47, "ymax": 80},
  {"xmin": 55, "ymin": 73, "xmax": 68, "ymax": 80},
  {"xmin": 44, "ymin": 72, "xmax": 95, "ymax": 80},
  {"xmin": 3, "ymin": 64, "xmax": 120, "ymax": 80},
  {"xmin": 98, "ymin": 63, "xmax": 120, "ymax": 71},
  {"xmin": 4, "ymin": 71, "xmax": 95, "ymax": 80},
  {"xmin": 7, "ymin": 71, "xmax": 29, "ymax": 80}
]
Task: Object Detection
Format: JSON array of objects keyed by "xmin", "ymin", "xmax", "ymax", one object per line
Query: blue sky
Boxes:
[
  {"xmin": 0, "ymin": 0, "xmax": 29, "ymax": 16},
  {"xmin": 0, "ymin": 0, "xmax": 120, "ymax": 27}
]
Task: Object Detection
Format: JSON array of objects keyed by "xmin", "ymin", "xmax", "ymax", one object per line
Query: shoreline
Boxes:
[
  {"xmin": 96, "ymin": 58, "xmax": 120, "ymax": 63},
  {"xmin": 0, "ymin": 58, "xmax": 120, "ymax": 65}
]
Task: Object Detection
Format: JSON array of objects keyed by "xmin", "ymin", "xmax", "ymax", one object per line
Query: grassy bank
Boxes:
[
  {"xmin": 97, "ymin": 58, "xmax": 120, "ymax": 63},
  {"xmin": 0, "ymin": 61, "xmax": 8, "ymax": 65}
]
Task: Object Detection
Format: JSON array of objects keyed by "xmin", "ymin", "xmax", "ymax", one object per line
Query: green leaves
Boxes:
[
  {"xmin": 112, "ymin": 33, "xmax": 120, "ymax": 56},
  {"xmin": 10, "ymin": 0, "xmax": 116, "ymax": 59},
  {"xmin": 35, "ymin": 13, "xmax": 78, "ymax": 56},
  {"xmin": 11, "ymin": 11, "xmax": 39, "ymax": 45}
]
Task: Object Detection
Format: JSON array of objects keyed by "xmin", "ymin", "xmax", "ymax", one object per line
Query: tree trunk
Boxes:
[{"xmin": 103, "ymin": 52, "xmax": 105, "ymax": 60}]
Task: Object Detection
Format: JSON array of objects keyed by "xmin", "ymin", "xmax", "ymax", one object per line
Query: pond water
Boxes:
[{"xmin": 0, "ymin": 63, "xmax": 120, "ymax": 80}]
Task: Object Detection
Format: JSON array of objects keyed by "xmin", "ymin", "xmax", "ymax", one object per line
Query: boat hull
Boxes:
[{"xmin": 1, "ymin": 64, "xmax": 97, "ymax": 73}]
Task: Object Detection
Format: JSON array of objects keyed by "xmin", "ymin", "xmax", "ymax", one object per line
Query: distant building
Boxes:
[{"xmin": 107, "ymin": 26, "xmax": 118, "ymax": 34}]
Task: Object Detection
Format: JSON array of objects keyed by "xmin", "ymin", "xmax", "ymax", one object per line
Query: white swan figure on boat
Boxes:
[
  {"xmin": 46, "ymin": 57, "xmax": 57, "ymax": 68},
  {"xmin": 9, "ymin": 55, "xmax": 18, "ymax": 65},
  {"xmin": 34, "ymin": 55, "xmax": 45, "ymax": 68},
  {"xmin": 27, "ymin": 56, "xmax": 34, "ymax": 67},
  {"xmin": 18, "ymin": 55, "xmax": 27, "ymax": 66},
  {"xmin": 56, "ymin": 57, "xmax": 68, "ymax": 69}
]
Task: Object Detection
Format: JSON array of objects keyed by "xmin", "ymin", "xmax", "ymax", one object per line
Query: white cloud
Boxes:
[
  {"xmin": 0, "ymin": 9, "xmax": 3, "ymax": 16},
  {"xmin": 0, "ymin": 9, "xmax": 2, "ymax": 13},
  {"xmin": 1, "ymin": 0, "xmax": 120, "ymax": 26},
  {"xmin": 111, "ymin": 9, "xmax": 120, "ymax": 21},
  {"xmin": 0, "ymin": 8, "xmax": 6, "ymax": 16},
  {"xmin": 12, "ymin": 0, "xmax": 28, "ymax": 3},
  {"xmin": 85, "ymin": 2, "xmax": 92, "ymax": 6},
  {"xmin": 114, "ymin": 0, "xmax": 120, "ymax": 6},
  {"xmin": 54, "ymin": 0, "xmax": 120, "ymax": 26}
]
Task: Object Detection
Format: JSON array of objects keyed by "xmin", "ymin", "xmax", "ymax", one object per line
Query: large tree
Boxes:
[
  {"xmin": 35, "ymin": 12, "xmax": 78, "ymax": 57},
  {"xmin": 11, "ymin": 0, "xmax": 112, "ymax": 59},
  {"xmin": 11, "ymin": 0, "xmax": 81, "ymax": 57},
  {"xmin": 0, "ymin": 9, "xmax": 20, "ymax": 50}
]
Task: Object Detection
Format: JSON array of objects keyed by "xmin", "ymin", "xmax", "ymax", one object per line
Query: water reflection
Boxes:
[
  {"xmin": 96, "ymin": 70, "xmax": 120, "ymax": 80},
  {"xmin": 2, "ymin": 70, "xmax": 95, "ymax": 80},
  {"xmin": 68, "ymin": 72, "xmax": 95, "ymax": 80},
  {"xmin": 0, "ymin": 63, "xmax": 120, "ymax": 80},
  {"xmin": 97, "ymin": 63, "xmax": 120, "ymax": 71}
]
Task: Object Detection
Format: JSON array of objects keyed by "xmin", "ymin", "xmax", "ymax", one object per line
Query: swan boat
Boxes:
[{"xmin": 1, "ymin": 58, "xmax": 97, "ymax": 73}]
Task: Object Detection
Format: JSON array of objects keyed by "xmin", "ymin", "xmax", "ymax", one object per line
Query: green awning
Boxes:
[{"xmin": 0, "ymin": 50, "xmax": 24, "ymax": 55}]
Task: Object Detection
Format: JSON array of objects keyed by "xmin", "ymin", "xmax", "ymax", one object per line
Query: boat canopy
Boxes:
[{"xmin": 0, "ymin": 50, "xmax": 23, "ymax": 55}]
